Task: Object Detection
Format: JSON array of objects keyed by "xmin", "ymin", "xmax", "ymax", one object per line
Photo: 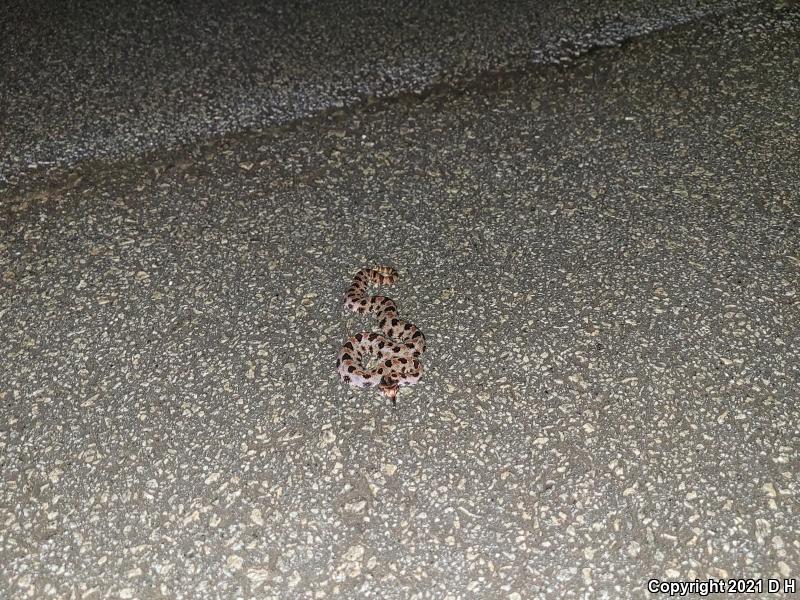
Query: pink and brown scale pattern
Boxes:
[{"xmin": 336, "ymin": 266, "xmax": 425, "ymax": 403}]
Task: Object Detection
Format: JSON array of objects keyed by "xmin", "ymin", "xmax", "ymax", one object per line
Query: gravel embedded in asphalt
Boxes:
[
  {"xmin": 1, "ymin": 0, "xmax": 757, "ymax": 181},
  {"xmin": 1, "ymin": 2, "xmax": 799, "ymax": 599}
]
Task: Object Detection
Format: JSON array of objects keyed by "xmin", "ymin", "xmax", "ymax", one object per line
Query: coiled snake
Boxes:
[{"xmin": 336, "ymin": 266, "xmax": 425, "ymax": 403}]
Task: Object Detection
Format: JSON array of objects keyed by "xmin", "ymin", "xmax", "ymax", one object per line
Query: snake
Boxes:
[{"xmin": 336, "ymin": 266, "xmax": 425, "ymax": 403}]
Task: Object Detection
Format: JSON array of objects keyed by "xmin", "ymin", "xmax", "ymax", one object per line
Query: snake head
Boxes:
[{"xmin": 379, "ymin": 382, "xmax": 399, "ymax": 404}]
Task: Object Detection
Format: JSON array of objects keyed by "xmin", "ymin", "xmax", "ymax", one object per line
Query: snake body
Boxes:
[{"xmin": 336, "ymin": 266, "xmax": 425, "ymax": 402}]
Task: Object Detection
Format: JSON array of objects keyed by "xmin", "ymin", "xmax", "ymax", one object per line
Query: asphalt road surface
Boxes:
[
  {"xmin": 2, "ymin": 0, "xmax": 754, "ymax": 181},
  {"xmin": 1, "ymin": 1, "xmax": 799, "ymax": 599}
]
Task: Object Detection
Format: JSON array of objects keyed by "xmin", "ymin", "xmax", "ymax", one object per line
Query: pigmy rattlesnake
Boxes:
[{"xmin": 336, "ymin": 266, "xmax": 425, "ymax": 403}]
